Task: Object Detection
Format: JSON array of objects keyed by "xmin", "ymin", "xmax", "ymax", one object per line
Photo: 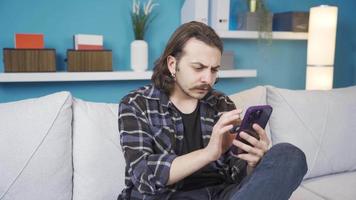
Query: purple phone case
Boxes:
[{"xmin": 231, "ymin": 105, "xmax": 273, "ymax": 154}]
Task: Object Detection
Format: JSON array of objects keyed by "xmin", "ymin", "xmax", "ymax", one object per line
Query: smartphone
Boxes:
[{"xmin": 231, "ymin": 105, "xmax": 273, "ymax": 154}]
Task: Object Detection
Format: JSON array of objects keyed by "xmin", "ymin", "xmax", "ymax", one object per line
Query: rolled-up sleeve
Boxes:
[{"xmin": 118, "ymin": 101, "xmax": 177, "ymax": 195}]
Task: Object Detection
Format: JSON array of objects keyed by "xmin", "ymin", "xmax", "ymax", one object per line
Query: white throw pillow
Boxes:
[
  {"xmin": 72, "ymin": 98, "xmax": 125, "ymax": 200},
  {"xmin": 0, "ymin": 92, "xmax": 73, "ymax": 200},
  {"xmin": 267, "ymin": 85, "xmax": 356, "ymax": 179},
  {"xmin": 229, "ymin": 86, "xmax": 272, "ymax": 141}
]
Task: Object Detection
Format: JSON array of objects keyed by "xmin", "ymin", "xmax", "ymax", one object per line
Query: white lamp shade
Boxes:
[
  {"xmin": 306, "ymin": 5, "xmax": 337, "ymax": 90},
  {"xmin": 307, "ymin": 6, "xmax": 338, "ymax": 66},
  {"xmin": 306, "ymin": 66, "xmax": 334, "ymax": 90}
]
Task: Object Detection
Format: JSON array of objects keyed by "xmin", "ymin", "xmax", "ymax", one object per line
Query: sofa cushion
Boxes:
[
  {"xmin": 0, "ymin": 92, "xmax": 73, "ymax": 200},
  {"xmin": 289, "ymin": 185, "xmax": 324, "ymax": 200},
  {"xmin": 229, "ymin": 86, "xmax": 271, "ymax": 141},
  {"xmin": 300, "ymin": 171, "xmax": 356, "ymax": 200},
  {"xmin": 72, "ymin": 98, "xmax": 125, "ymax": 200},
  {"xmin": 267, "ymin": 85, "xmax": 356, "ymax": 179}
]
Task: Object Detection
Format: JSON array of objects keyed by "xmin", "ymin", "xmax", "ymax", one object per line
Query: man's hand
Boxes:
[
  {"xmin": 232, "ymin": 123, "xmax": 270, "ymax": 168},
  {"xmin": 167, "ymin": 108, "xmax": 243, "ymax": 185},
  {"xmin": 204, "ymin": 109, "xmax": 242, "ymax": 162},
  {"xmin": 168, "ymin": 109, "xmax": 242, "ymax": 185}
]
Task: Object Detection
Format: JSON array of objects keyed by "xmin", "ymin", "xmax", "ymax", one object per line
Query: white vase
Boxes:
[{"xmin": 130, "ymin": 40, "xmax": 148, "ymax": 72}]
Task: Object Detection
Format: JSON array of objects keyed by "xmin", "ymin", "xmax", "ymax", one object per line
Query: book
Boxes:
[
  {"xmin": 210, "ymin": 0, "xmax": 230, "ymax": 31},
  {"xmin": 74, "ymin": 34, "xmax": 103, "ymax": 50},
  {"xmin": 181, "ymin": 0, "xmax": 209, "ymax": 24},
  {"xmin": 15, "ymin": 33, "xmax": 44, "ymax": 49}
]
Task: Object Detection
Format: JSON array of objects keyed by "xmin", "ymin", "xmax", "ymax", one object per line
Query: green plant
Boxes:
[
  {"xmin": 246, "ymin": 0, "xmax": 257, "ymax": 12},
  {"xmin": 246, "ymin": 0, "xmax": 268, "ymax": 12},
  {"xmin": 131, "ymin": 0, "xmax": 158, "ymax": 40}
]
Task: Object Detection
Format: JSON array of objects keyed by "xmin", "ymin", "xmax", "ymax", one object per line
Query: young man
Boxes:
[{"xmin": 118, "ymin": 21, "xmax": 307, "ymax": 200}]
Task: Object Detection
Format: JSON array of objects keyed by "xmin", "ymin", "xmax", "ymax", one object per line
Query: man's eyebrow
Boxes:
[
  {"xmin": 213, "ymin": 65, "xmax": 221, "ymax": 69},
  {"xmin": 191, "ymin": 62, "xmax": 221, "ymax": 69}
]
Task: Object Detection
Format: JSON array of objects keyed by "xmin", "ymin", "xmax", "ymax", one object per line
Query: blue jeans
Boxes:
[{"xmin": 170, "ymin": 143, "xmax": 308, "ymax": 200}]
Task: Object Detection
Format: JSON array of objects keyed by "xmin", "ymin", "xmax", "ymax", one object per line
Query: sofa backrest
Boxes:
[
  {"xmin": 266, "ymin": 85, "xmax": 356, "ymax": 179},
  {"xmin": 72, "ymin": 98, "xmax": 125, "ymax": 200},
  {"xmin": 0, "ymin": 92, "xmax": 73, "ymax": 200},
  {"xmin": 230, "ymin": 85, "xmax": 356, "ymax": 179}
]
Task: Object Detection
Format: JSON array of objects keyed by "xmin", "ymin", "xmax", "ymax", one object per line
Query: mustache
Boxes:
[{"xmin": 192, "ymin": 84, "xmax": 212, "ymax": 91}]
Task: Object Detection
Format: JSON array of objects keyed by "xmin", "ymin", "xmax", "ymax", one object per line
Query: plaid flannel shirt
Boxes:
[{"xmin": 118, "ymin": 84, "xmax": 247, "ymax": 200}]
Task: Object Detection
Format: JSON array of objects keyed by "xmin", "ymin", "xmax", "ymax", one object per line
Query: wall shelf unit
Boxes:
[
  {"xmin": 217, "ymin": 30, "xmax": 308, "ymax": 40},
  {"xmin": 0, "ymin": 69, "xmax": 257, "ymax": 82}
]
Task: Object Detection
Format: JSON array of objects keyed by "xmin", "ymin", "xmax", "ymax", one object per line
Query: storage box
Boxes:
[
  {"xmin": 3, "ymin": 48, "xmax": 56, "ymax": 72},
  {"xmin": 221, "ymin": 51, "xmax": 234, "ymax": 70},
  {"xmin": 67, "ymin": 50, "xmax": 112, "ymax": 72},
  {"xmin": 238, "ymin": 11, "xmax": 273, "ymax": 31},
  {"xmin": 273, "ymin": 12, "xmax": 309, "ymax": 32}
]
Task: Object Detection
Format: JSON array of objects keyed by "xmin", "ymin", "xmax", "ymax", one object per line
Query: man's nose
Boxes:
[{"xmin": 201, "ymin": 70, "xmax": 214, "ymax": 84}]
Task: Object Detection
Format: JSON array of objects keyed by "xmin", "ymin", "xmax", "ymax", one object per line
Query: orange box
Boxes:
[{"xmin": 15, "ymin": 33, "xmax": 44, "ymax": 49}]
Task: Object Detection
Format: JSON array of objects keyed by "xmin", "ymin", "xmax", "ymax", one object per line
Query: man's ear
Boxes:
[{"xmin": 167, "ymin": 55, "xmax": 177, "ymax": 75}]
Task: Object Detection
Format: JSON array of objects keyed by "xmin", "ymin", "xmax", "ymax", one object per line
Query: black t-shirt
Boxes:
[{"xmin": 174, "ymin": 102, "xmax": 225, "ymax": 191}]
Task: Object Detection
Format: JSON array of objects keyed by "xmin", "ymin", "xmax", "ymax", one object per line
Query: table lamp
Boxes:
[{"xmin": 306, "ymin": 5, "xmax": 338, "ymax": 90}]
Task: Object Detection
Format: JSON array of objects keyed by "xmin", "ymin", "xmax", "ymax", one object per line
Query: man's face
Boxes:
[{"xmin": 169, "ymin": 38, "xmax": 221, "ymax": 100}]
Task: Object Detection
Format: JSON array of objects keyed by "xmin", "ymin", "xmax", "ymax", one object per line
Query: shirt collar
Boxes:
[{"xmin": 141, "ymin": 84, "xmax": 172, "ymax": 107}]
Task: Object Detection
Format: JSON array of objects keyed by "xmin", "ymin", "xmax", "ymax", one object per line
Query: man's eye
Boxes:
[{"xmin": 212, "ymin": 68, "xmax": 219, "ymax": 73}]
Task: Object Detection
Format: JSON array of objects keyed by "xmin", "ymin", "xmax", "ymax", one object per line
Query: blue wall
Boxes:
[{"xmin": 0, "ymin": 0, "xmax": 355, "ymax": 103}]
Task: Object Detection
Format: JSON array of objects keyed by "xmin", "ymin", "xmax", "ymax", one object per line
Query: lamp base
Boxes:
[{"xmin": 306, "ymin": 66, "xmax": 333, "ymax": 90}]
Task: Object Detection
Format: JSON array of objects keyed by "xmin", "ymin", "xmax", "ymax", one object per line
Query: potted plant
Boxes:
[
  {"xmin": 238, "ymin": 0, "xmax": 273, "ymax": 40},
  {"xmin": 130, "ymin": 0, "xmax": 158, "ymax": 72}
]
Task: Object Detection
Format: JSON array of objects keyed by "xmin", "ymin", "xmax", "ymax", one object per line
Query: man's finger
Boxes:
[
  {"xmin": 240, "ymin": 131, "xmax": 268, "ymax": 152},
  {"xmin": 233, "ymin": 139, "xmax": 264, "ymax": 157},
  {"xmin": 219, "ymin": 124, "xmax": 233, "ymax": 136},
  {"xmin": 219, "ymin": 114, "xmax": 241, "ymax": 128},
  {"xmin": 253, "ymin": 123, "xmax": 269, "ymax": 144},
  {"xmin": 218, "ymin": 108, "xmax": 243, "ymax": 118}
]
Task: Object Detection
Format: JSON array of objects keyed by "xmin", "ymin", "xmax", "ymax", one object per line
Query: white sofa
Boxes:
[{"xmin": 0, "ymin": 85, "xmax": 355, "ymax": 200}]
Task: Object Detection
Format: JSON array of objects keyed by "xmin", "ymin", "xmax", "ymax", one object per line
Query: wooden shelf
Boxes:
[
  {"xmin": 217, "ymin": 30, "xmax": 308, "ymax": 40},
  {"xmin": 0, "ymin": 70, "xmax": 257, "ymax": 82}
]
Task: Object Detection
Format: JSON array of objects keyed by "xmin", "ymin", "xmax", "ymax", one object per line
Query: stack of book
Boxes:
[
  {"xmin": 67, "ymin": 34, "xmax": 112, "ymax": 72},
  {"xmin": 74, "ymin": 34, "xmax": 103, "ymax": 50},
  {"xmin": 3, "ymin": 33, "xmax": 56, "ymax": 72}
]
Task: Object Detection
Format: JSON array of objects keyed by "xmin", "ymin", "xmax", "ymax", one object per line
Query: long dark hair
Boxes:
[{"xmin": 151, "ymin": 21, "xmax": 223, "ymax": 95}]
